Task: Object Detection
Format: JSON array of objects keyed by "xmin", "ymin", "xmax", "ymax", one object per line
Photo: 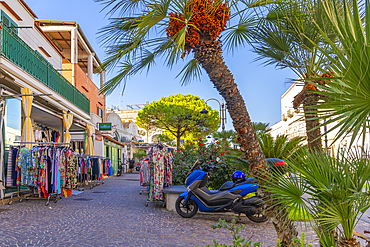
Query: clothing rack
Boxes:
[
  {"xmin": 14, "ymin": 142, "xmax": 71, "ymax": 145},
  {"xmin": 75, "ymin": 155, "xmax": 109, "ymax": 190},
  {"xmin": 145, "ymin": 145, "xmax": 173, "ymax": 207},
  {"xmin": 7, "ymin": 142, "xmax": 74, "ymax": 206}
]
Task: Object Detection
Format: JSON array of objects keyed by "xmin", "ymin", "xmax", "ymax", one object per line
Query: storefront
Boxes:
[
  {"xmin": 102, "ymin": 135, "xmax": 125, "ymax": 174},
  {"xmin": 1, "ymin": 86, "xmax": 91, "ymax": 199}
]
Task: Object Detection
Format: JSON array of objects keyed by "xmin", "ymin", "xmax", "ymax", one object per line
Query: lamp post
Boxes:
[{"xmin": 200, "ymin": 98, "xmax": 226, "ymax": 131}]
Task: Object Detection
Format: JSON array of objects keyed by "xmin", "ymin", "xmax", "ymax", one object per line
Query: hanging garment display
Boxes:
[
  {"xmin": 147, "ymin": 145, "xmax": 173, "ymax": 202},
  {"xmin": 13, "ymin": 145, "xmax": 78, "ymax": 198},
  {"xmin": 140, "ymin": 158, "xmax": 150, "ymax": 186}
]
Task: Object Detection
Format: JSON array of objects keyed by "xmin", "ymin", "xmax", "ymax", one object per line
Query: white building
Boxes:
[
  {"xmin": 269, "ymin": 81, "xmax": 370, "ymax": 156},
  {"xmin": 107, "ymin": 107, "xmax": 164, "ymax": 143}
]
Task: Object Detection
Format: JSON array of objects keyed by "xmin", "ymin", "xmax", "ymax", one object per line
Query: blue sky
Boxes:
[{"xmin": 27, "ymin": 0, "xmax": 296, "ymax": 130}]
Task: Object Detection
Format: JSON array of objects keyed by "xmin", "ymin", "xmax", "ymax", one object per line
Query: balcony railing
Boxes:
[{"xmin": 0, "ymin": 26, "xmax": 90, "ymax": 114}]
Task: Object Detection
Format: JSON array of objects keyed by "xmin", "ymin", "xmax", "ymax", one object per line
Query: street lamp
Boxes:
[{"xmin": 200, "ymin": 98, "xmax": 227, "ymax": 131}]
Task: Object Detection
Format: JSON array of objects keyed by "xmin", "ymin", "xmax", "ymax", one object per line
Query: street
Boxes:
[{"xmin": 0, "ymin": 173, "xmax": 368, "ymax": 246}]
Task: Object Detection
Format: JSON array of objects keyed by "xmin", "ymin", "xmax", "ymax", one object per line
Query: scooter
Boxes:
[
  {"xmin": 117, "ymin": 164, "xmax": 124, "ymax": 177},
  {"xmin": 175, "ymin": 159, "xmax": 267, "ymax": 223}
]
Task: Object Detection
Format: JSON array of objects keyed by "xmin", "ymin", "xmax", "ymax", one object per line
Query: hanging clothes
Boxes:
[
  {"xmin": 12, "ymin": 146, "xmax": 78, "ymax": 198},
  {"xmin": 140, "ymin": 159, "xmax": 150, "ymax": 186},
  {"xmin": 147, "ymin": 145, "xmax": 173, "ymax": 202}
]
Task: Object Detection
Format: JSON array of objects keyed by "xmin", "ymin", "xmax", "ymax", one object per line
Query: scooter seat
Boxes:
[
  {"xmin": 219, "ymin": 178, "xmax": 256, "ymax": 191},
  {"xmin": 200, "ymin": 186, "xmax": 224, "ymax": 195}
]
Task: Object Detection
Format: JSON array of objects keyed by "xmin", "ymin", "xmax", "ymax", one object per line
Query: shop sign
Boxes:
[{"xmin": 99, "ymin": 123, "xmax": 112, "ymax": 131}]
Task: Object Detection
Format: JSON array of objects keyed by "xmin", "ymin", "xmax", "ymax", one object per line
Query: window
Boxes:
[
  {"xmin": 1, "ymin": 10, "xmax": 17, "ymax": 34},
  {"xmin": 97, "ymin": 106, "xmax": 103, "ymax": 119}
]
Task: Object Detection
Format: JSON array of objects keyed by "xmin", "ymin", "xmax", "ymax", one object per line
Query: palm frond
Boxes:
[
  {"xmin": 308, "ymin": 0, "xmax": 370, "ymax": 148},
  {"xmin": 176, "ymin": 59, "xmax": 203, "ymax": 85},
  {"xmin": 222, "ymin": 13, "xmax": 258, "ymax": 52}
]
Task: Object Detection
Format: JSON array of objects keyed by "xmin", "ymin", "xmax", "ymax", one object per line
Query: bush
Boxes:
[{"xmin": 172, "ymin": 139, "xmax": 245, "ymax": 189}]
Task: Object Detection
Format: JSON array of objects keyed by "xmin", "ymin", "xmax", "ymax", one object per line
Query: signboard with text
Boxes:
[{"xmin": 99, "ymin": 123, "xmax": 112, "ymax": 131}]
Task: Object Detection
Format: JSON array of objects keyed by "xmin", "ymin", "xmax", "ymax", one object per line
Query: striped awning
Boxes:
[
  {"xmin": 21, "ymin": 88, "xmax": 35, "ymax": 149},
  {"xmin": 86, "ymin": 124, "xmax": 95, "ymax": 155},
  {"xmin": 62, "ymin": 110, "xmax": 73, "ymax": 143}
]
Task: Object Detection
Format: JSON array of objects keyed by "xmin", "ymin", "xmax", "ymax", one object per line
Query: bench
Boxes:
[{"xmin": 162, "ymin": 185, "xmax": 187, "ymax": 212}]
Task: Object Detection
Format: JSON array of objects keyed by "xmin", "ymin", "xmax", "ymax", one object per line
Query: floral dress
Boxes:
[
  {"xmin": 65, "ymin": 150, "xmax": 77, "ymax": 189},
  {"xmin": 148, "ymin": 146, "xmax": 168, "ymax": 201},
  {"xmin": 16, "ymin": 147, "xmax": 31, "ymax": 186}
]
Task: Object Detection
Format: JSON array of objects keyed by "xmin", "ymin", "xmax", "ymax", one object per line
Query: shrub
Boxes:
[{"xmin": 172, "ymin": 139, "xmax": 244, "ymax": 189}]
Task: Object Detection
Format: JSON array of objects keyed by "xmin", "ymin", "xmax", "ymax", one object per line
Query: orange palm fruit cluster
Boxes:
[
  {"xmin": 166, "ymin": 0, "xmax": 230, "ymax": 57},
  {"xmin": 318, "ymin": 71, "xmax": 335, "ymax": 85},
  {"xmin": 304, "ymin": 82, "xmax": 317, "ymax": 90},
  {"xmin": 305, "ymin": 72, "xmax": 335, "ymax": 91}
]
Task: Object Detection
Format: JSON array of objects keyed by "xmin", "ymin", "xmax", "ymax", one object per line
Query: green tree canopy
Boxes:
[{"xmin": 136, "ymin": 94, "xmax": 219, "ymax": 149}]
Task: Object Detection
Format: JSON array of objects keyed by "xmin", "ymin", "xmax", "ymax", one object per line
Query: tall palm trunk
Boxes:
[
  {"xmin": 303, "ymin": 95, "xmax": 322, "ymax": 151},
  {"xmin": 293, "ymin": 80, "xmax": 322, "ymax": 152},
  {"xmin": 193, "ymin": 38, "xmax": 297, "ymax": 246}
]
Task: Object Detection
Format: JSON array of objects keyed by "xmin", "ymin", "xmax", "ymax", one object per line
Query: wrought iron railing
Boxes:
[{"xmin": 0, "ymin": 26, "xmax": 90, "ymax": 114}]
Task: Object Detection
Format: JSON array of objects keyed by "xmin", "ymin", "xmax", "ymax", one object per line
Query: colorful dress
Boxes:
[{"xmin": 148, "ymin": 146, "xmax": 173, "ymax": 202}]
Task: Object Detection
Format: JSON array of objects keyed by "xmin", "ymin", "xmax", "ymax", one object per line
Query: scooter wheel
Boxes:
[
  {"xmin": 175, "ymin": 196, "xmax": 198, "ymax": 218},
  {"xmin": 246, "ymin": 211, "xmax": 268, "ymax": 223}
]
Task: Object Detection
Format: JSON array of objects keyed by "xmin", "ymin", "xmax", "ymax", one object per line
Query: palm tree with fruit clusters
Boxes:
[{"xmin": 97, "ymin": 0, "xmax": 297, "ymax": 243}]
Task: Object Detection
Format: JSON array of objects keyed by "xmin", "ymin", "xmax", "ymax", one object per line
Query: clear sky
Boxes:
[{"xmin": 27, "ymin": 0, "xmax": 296, "ymax": 130}]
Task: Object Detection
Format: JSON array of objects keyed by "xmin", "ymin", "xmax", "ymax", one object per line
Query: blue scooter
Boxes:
[{"xmin": 175, "ymin": 159, "xmax": 267, "ymax": 222}]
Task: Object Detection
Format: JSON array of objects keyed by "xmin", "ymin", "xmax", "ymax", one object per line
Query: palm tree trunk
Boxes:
[
  {"xmin": 193, "ymin": 38, "xmax": 297, "ymax": 246},
  {"xmin": 303, "ymin": 94, "xmax": 322, "ymax": 151}
]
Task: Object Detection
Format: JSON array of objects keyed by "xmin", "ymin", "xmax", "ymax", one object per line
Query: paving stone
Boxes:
[{"xmin": 0, "ymin": 173, "xmax": 368, "ymax": 246}]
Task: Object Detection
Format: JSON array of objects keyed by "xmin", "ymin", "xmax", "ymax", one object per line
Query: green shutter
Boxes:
[{"xmin": 1, "ymin": 11, "xmax": 17, "ymax": 34}]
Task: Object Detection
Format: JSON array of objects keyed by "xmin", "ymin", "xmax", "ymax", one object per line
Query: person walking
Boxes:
[{"xmin": 129, "ymin": 159, "xmax": 135, "ymax": 173}]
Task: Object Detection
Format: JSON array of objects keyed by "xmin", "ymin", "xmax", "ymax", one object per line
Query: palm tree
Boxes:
[
  {"xmin": 249, "ymin": 0, "xmax": 332, "ymax": 151},
  {"xmin": 226, "ymin": 132, "xmax": 305, "ymax": 170},
  {"xmin": 96, "ymin": 0, "xmax": 297, "ymax": 243},
  {"xmin": 212, "ymin": 130, "xmax": 235, "ymax": 146},
  {"xmin": 258, "ymin": 133, "xmax": 305, "ymax": 161},
  {"xmin": 252, "ymin": 122, "xmax": 270, "ymax": 134},
  {"xmin": 264, "ymin": 149, "xmax": 370, "ymax": 246},
  {"xmin": 308, "ymin": 0, "xmax": 370, "ymax": 150}
]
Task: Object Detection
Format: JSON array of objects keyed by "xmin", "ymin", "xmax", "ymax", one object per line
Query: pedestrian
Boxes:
[{"xmin": 129, "ymin": 158, "xmax": 135, "ymax": 173}]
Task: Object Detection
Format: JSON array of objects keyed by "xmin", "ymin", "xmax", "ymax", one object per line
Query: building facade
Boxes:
[
  {"xmin": 269, "ymin": 81, "xmax": 370, "ymax": 156},
  {"xmin": 38, "ymin": 20, "xmax": 106, "ymax": 156},
  {"xmin": 0, "ymin": 0, "xmax": 98, "ymax": 197},
  {"xmin": 106, "ymin": 107, "xmax": 164, "ymax": 143}
]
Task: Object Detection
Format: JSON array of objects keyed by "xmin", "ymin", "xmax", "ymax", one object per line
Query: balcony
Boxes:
[{"xmin": 0, "ymin": 26, "xmax": 90, "ymax": 114}]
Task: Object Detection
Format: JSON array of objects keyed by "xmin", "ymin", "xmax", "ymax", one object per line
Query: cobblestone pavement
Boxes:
[{"xmin": 0, "ymin": 173, "xmax": 368, "ymax": 246}]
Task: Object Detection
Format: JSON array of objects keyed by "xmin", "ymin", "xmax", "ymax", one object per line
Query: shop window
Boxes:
[
  {"xmin": 97, "ymin": 106, "xmax": 103, "ymax": 119},
  {"xmin": 5, "ymin": 98, "xmax": 21, "ymax": 146},
  {"xmin": 1, "ymin": 10, "xmax": 17, "ymax": 34}
]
